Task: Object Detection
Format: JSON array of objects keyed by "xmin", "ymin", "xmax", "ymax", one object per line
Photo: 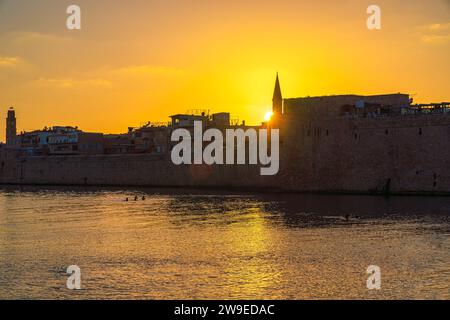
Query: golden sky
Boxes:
[{"xmin": 0, "ymin": 0, "xmax": 449, "ymax": 141}]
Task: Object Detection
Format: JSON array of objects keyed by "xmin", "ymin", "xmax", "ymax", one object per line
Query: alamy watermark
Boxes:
[
  {"xmin": 66, "ymin": 265, "xmax": 81, "ymax": 290},
  {"xmin": 366, "ymin": 265, "xmax": 381, "ymax": 290},
  {"xmin": 367, "ymin": 5, "xmax": 381, "ymax": 30},
  {"xmin": 171, "ymin": 121, "xmax": 279, "ymax": 176},
  {"xmin": 66, "ymin": 5, "xmax": 81, "ymax": 30},
  {"xmin": 66, "ymin": 5, "xmax": 382, "ymax": 32}
]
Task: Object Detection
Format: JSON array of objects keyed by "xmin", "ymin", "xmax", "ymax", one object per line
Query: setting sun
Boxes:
[{"xmin": 264, "ymin": 112, "xmax": 274, "ymax": 122}]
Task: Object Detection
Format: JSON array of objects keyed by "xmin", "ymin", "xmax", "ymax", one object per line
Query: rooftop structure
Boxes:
[
  {"xmin": 170, "ymin": 112, "xmax": 232, "ymax": 128},
  {"xmin": 283, "ymin": 93, "xmax": 412, "ymax": 119}
]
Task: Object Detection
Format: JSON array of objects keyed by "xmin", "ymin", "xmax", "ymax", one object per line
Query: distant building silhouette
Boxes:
[{"xmin": 6, "ymin": 107, "xmax": 17, "ymax": 146}]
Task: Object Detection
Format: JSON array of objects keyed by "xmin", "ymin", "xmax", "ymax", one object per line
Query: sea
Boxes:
[{"xmin": 0, "ymin": 186, "xmax": 449, "ymax": 299}]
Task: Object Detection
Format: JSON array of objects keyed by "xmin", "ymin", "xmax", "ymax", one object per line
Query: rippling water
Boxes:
[{"xmin": 0, "ymin": 186, "xmax": 449, "ymax": 300}]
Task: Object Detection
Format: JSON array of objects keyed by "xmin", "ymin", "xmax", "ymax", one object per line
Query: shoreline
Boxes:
[{"xmin": 1, "ymin": 183, "xmax": 450, "ymax": 197}]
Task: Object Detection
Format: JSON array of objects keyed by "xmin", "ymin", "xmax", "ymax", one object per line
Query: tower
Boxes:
[
  {"xmin": 273, "ymin": 73, "xmax": 283, "ymax": 116},
  {"xmin": 6, "ymin": 107, "xmax": 17, "ymax": 146}
]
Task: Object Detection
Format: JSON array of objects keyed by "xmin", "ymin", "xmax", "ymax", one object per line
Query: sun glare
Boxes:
[{"xmin": 264, "ymin": 111, "xmax": 273, "ymax": 122}]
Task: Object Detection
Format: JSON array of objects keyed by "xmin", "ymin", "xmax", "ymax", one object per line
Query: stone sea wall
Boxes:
[
  {"xmin": 279, "ymin": 114, "xmax": 450, "ymax": 194},
  {"xmin": 1, "ymin": 114, "xmax": 450, "ymax": 195},
  {"xmin": 0, "ymin": 152, "xmax": 276, "ymax": 188}
]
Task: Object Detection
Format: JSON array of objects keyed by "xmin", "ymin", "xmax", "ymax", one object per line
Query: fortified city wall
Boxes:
[
  {"xmin": 278, "ymin": 96, "xmax": 450, "ymax": 194},
  {"xmin": 1, "ymin": 93, "xmax": 450, "ymax": 195}
]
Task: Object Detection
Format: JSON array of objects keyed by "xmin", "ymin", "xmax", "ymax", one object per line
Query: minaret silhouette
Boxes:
[
  {"xmin": 273, "ymin": 73, "xmax": 282, "ymax": 116},
  {"xmin": 6, "ymin": 107, "xmax": 17, "ymax": 146}
]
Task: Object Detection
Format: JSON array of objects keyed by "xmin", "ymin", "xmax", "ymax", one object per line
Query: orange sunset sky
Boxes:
[{"xmin": 0, "ymin": 0, "xmax": 449, "ymax": 141}]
